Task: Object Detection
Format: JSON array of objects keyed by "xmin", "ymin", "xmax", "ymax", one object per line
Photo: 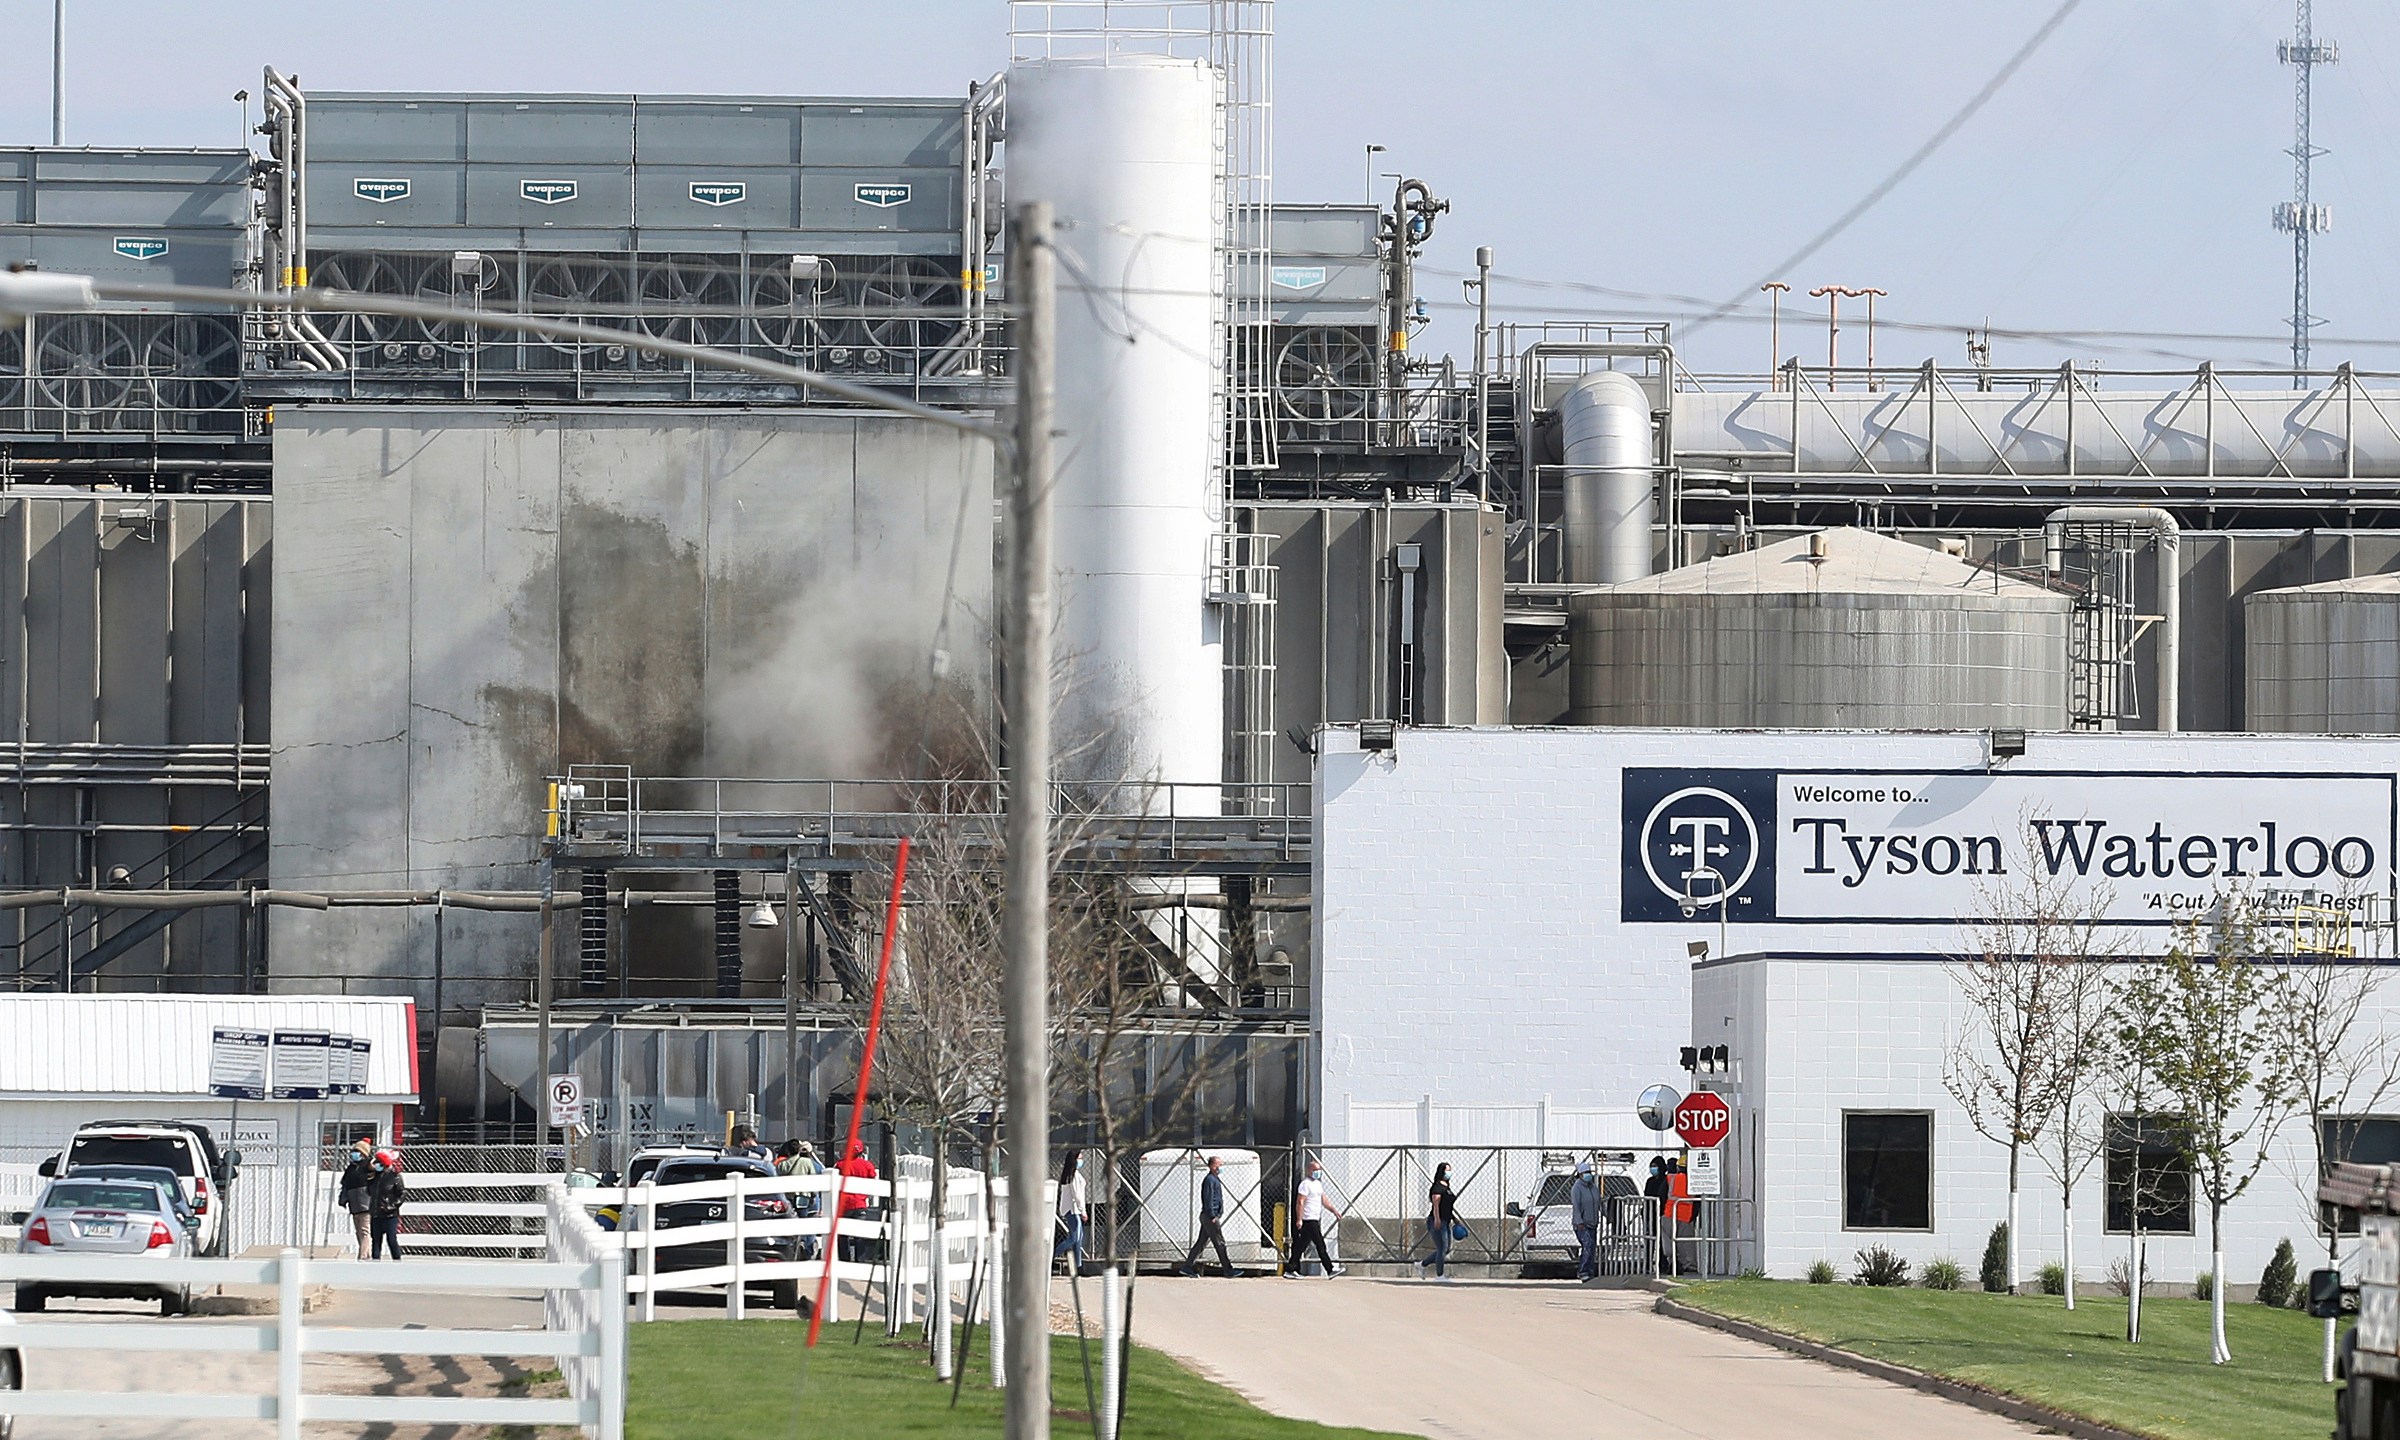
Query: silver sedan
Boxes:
[{"xmin": 11, "ymin": 1177, "xmax": 194, "ymax": 1316}]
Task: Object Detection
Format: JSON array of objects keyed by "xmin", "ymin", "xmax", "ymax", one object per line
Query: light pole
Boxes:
[
  {"xmin": 1758, "ymin": 282, "xmax": 1789, "ymax": 389},
  {"xmin": 1858, "ymin": 286, "xmax": 1887, "ymax": 391},
  {"xmin": 51, "ymin": 0, "xmax": 65, "ymax": 146},
  {"xmin": 1807, "ymin": 285, "xmax": 1866, "ymax": 391}
]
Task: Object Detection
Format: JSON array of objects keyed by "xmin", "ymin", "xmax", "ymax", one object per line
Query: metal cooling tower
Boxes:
[
  {"xmin": 1568, "ymin": 528, "xmax": 2071, "ymax": 728},
  {"xmin": 1005, "ymin": 57, "xmax": 1224, "ymax": 793},
  {"xmin": 2245, "ymin": 572, "xmax": 2400, "ymax": 732}
]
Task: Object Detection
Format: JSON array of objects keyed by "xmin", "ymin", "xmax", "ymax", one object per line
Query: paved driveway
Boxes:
[{"xmin": 1131, "ymin": 1278, "xmax": 2041, "ymax": 1440}]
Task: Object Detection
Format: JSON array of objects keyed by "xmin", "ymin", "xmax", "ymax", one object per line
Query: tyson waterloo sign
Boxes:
[{"xmin": 1622, "ymin": 764, "xmax": 2396, "ymax": 927}]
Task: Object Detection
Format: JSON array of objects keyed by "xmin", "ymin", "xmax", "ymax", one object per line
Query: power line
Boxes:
[{"xmin": 1682, "ymin": 0, "xmax": 2086, "ymax": 340}]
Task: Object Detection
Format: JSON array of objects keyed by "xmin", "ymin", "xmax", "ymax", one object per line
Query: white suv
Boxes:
[{"xmin": 42, "ymin": 1121, "xmax": 238, "ymax": 1257}]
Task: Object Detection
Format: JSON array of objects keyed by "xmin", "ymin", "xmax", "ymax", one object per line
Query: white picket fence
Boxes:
[{"xmin": 0, "ymin": 1242, "xmax": 625, "ymax": 1439}]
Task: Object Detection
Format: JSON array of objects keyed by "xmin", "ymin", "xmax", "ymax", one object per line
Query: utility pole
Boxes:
[
  {"xmin": 51, "ymin": 0, "xmax": 64, "ymax": 146},
  {"xmin": 1002, "ymin": 199, "xmax": 1056, "ymax": 1440},
  {"xmin": 2274, "ymin": 0, "xmax": 2336, "ymax": 382}
]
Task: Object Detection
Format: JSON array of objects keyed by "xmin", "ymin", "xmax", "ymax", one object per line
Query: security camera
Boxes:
[{"xmin": 1679, "ymin": 901, "xmax": 1697, "ymax": 919}]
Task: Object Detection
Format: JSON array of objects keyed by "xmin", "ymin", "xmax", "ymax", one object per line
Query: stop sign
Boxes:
[{"xmin": 1675, "ymin": 1091, "xmax": 1731, "ymax": 1149}]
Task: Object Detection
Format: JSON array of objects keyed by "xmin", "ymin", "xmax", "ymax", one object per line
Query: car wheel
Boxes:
[
  {"xmin": 9, "ymin": 1289, "xmax": 39, "ymax": 1314},
  {"xmin": 772, "ymin": 1279, "xmax": 801, "ymax": 1312}
]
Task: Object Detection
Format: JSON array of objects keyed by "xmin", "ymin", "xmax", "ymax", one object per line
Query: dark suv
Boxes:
[{"xmin": 632, "ymin": 1156, "xmax": 806, "ymax": 1311}]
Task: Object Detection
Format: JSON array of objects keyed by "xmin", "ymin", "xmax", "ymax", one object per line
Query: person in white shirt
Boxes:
[
  {"xmin": 1286, "ymin": 1158, "xmax": 1344, "ymax": 1277},
  {"xmin": 1054, "ymin": 1149, "xmax": 1089, "ymax": 1274}
]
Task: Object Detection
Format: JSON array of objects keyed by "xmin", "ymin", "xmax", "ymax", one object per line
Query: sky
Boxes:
[{"xmin": 3, "ymin": 0, "xmax": 2394, "ymax": 375}]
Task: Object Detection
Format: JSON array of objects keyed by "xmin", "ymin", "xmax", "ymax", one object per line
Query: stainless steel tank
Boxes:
[
  {"xmin": 2244, "ymin": 572, "xmax": 2400, "ymax": 732},
  {"xmin": 1568, "ymin": 527, "xmax": 2070, "ymax": 728}
]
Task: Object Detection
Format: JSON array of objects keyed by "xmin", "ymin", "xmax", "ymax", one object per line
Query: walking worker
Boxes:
[
  {"xmin": 338, "ymin": 1136, "xmax": 377, "ymax": 1261},
  {"xmin": 1054, "ymin": 1149, "xmax": 1090, "ymax": 1274},
  {"xmin": 1643, "ymin": 1156, "xmax": 1674, "ymax": 1273},
  {"xmin": 835, "ymin": 1142, "xmax": 878, "ymax": 1265},
  {"xmin": 1571, "ymin": 1158, "xmax": 1602, "ymax": 1281},
  {"xmin": 726, "ymin": 1123, "xmax": 770, "ymax": 1161},
  {"xmin": 367, "ymin": 1147, "xmax": 407, "ymax": 1261},
  {"xmin": 1285, "ymin": 1158, "xmax": 1344, "ymax": 1277},
  {"xmin": 1176, "ymin": 1154, "xmax": 1234, "ymax": 1277},
  {"xmin": 1420, "ymin": 1161, "xmax": 1459, "ymax": 1280}
]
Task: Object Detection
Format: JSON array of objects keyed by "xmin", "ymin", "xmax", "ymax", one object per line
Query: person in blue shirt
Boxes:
[{"xmin": 1176, "ymin": 1155, "xmax": 1234, "ymax": 1277}]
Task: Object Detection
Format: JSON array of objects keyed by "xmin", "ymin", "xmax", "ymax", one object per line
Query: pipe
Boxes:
[
  {"xmin": 2044, "ymin": 505, "xmax": 2180, "ymax": 732},
  {"xmin": 1557, "ymin": 370, "xmax": 1656, "ymax": 583}
]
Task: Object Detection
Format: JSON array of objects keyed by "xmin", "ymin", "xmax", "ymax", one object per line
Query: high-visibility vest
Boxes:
[{"xmin": 1669, "ymin": 1170, "xmax": 1695, "ymax": 1224}]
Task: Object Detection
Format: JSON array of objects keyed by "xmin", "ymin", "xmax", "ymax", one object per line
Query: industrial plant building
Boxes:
[{"xmin": 6, "ymin": 5, "xmax": 2400, "ymax": 1278}]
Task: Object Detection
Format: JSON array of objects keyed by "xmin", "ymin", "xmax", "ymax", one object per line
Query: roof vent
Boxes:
[{"xmin": 1807, "ymin": 532, "xmax": 1830, "ymax": 565}]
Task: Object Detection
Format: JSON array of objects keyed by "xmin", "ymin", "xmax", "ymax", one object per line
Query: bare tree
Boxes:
[
  {"xmin": 2124, "ymin": 907, "xmax": 2296, "ymax": 1364},
  {"xmin": 1946, "ymin": 845, "xmax": 2104, "ymax": 1294},
  {"xmin": 2100, "ymin": 962, "xmax": 2176, "ymax": 1344}
]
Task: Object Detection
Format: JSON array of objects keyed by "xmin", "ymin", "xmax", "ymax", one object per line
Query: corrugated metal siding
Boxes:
[{"xmin": 0, "ymin": 995, "xmax": 417, "ymax": 1098}]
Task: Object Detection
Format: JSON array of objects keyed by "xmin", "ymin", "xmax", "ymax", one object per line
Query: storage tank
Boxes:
[
  {"xmin": 1004, "ymin": 57, "xmax": 1223, "ymax": 794},
  {"xmin": 1569, "ymin": 528, "xmax": 2070, "ymax": 728},
  {"xmin": 2244, "ymin": 572, "xmax": 2400, "ymax": 732}
]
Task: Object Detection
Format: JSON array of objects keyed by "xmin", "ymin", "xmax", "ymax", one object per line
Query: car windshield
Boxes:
[
  {"xmin": 69, "ymin": 1136, "xmax": 193, "ymax": 1174},
  {"xmin": 657, "ymin": 1162, "xmax": 759, "ymax": 1185},
  {"xmin": 1535, "ymin": 1173, "xmax": 1575, "ymax": 1207},
  {"xmin": 47, "ymin": 1181, "xmax": 165, "ymax": 1212},
  {"xmin": 628, "ymin": 1154, "xmax": 700, "ymax": 1186}
]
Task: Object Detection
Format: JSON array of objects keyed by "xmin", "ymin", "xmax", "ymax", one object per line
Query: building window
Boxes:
[
  {"xmin": 2103, "ymin": 1114, "xmax": 2194, "ymax": 1235},
  {"xmin": 1843, "ymin": 1111, "xmax": 1933, "ymax": 1230}
]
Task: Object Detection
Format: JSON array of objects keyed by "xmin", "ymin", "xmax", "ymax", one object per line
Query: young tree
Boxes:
[
  {"xmin": 1946, "ymin": 850, "xmax": 2101, "ymax": 1294},
  {"xmin": 2032, "ymin": 954, "xmax": 2115, "ymax": 1310},
  {"xmin": 2123, "ymin": 908, "xmax": 2296, "ymax": 1364},
  {"xmin": 2100, "ymin": 962, "xmax": 2176, "ymax": 1345}
]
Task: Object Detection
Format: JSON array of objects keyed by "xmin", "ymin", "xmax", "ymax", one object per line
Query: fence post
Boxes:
[
  {"xmin": 986, "ymin": 1216, "xmax": 1005, "ymax": 1388},
  {"xmin": 887, "ymin": 1178, "xmax": 909, "ymax": 1337},
  {"xmin": 599, "ymin": 1246, "xmax": 627, "ymax": 1440},
  {"xmin": 1099, "ymin": 1266, "xmax": 1123, "ymax": 1440},
  {"xmin": 727, "ymin": 1176, "xmax": 747, "ymax": 1320},
  {"xmin": 636, "ymin": 1180, "xmax": 657, "ymax": 1324},
  {"xmin": 276, "ymin": 1247, "xmax": 304, "ymax": 1440}
]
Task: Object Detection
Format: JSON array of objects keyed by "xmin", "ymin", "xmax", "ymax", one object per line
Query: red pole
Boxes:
[{"xmin": 807, "ymin": 835, "xmax": 912, "ymax": 1346}]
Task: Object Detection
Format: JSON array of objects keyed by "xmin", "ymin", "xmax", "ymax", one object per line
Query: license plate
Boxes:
[{"xmin": 80, "ymin": 1222, "xmax": 122, "ymax": 1238}]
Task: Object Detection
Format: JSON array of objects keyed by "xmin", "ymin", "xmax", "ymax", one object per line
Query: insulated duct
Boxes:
[{"xmin": 1558, "ymin": 370, "xmax": 1656, "ymax": 583}]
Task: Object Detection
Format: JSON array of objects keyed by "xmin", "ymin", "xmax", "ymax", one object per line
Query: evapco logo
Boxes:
[
  {"xmin": 353, "ymin": 178, "xmax": 411, "ymax": 204},
  {"xmin": 112, "ymin": 236, "xmax": 168, "ymax": 261},
  {"xmin": 1621, "ymin": 768, "xmax": 1778, "ymax": 923},
  {"xmin": 1272, "ymin": 265, "xmax": 1329, "ymax": 291},
  {"xmin": 689, "ymin": 181, "xmax": 747, "ymax": 207},
  {"xmin": 853, "ymin": 182, "xmax": 912, "ymax": 208},
  {"xmin": 521, "ymin": 179, "xmax": 579, "ymax": 205}
]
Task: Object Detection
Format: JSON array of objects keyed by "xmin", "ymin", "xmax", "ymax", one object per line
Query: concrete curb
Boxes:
[{"xmin": 1652, "ymin": 1296, "xmax": 2151, "ymax": 1440}]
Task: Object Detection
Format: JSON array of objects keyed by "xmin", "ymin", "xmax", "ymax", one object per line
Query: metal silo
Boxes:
[
  {"xmin": 2244, "ymin": 573, "xmax": 2400, "ymax": 732},
  {"xmin": 1005, "ymin": 57, "xmax": 1224, "ymax": 793},
  {"xmin": 1568, "ymin": 528, "xmax": 2071, "ymax": 728}
]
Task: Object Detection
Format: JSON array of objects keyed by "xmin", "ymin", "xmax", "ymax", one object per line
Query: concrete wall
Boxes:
[
  {"xmin": 1314, "ymin": 726, "xmax": 2400, "ymax": 1144},
  {"xmin": 268, "ymin": 406, "xmax": 994, "ymax": 1006},
  {"xmin": 1699, "ymin": 953, "xmax": 2396, "ymax": 1289}
]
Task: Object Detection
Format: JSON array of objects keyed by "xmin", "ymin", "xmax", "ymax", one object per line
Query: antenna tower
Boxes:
[{"xmin": 2273, "ymin": 0, "xmax": 2336, "ymax": 381}]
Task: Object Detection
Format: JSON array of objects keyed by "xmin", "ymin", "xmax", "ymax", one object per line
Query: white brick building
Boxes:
[{"xmin": 1312, "ymin": 725, "xmax": 2400, "ymax": 1285}]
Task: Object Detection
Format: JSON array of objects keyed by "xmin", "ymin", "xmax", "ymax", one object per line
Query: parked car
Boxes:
[
  {"xmin": 12, "ymin": 1176, "xmax": 196, "ymax": 1316},
  {"xmin": 1508, "ymin": 1154, "xmax": 1645, "ymax": 1278},
  {"xmin": 59, "ymin": 1164, "xmax": 202, "ymax": 1237},
  {"xmin": 41, "ymin": 1121, "xmax": 239, "ymax": 1257},
  {"xmin": 0, "ymin": 1307, "xmax": 19, "ymax": 1440},
  {"xmin": 624, "ymin": 1156, "xmax": 805, "ymax": 1311}
]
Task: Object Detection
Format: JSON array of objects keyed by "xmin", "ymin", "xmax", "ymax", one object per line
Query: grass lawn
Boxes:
[
  {"xmin": 625, "ymin": 1318, "xmax": 1413, "ymax": 1440},
  {"xmin": 1676, "ymin": 1279, "xmax": 2334, "ymax": 1440}
]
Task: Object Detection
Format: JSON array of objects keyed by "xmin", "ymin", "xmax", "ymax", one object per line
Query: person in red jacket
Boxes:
[{"xmin": 835, "ymin": 1143, "xmax": 879, "ymax": 1265}]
